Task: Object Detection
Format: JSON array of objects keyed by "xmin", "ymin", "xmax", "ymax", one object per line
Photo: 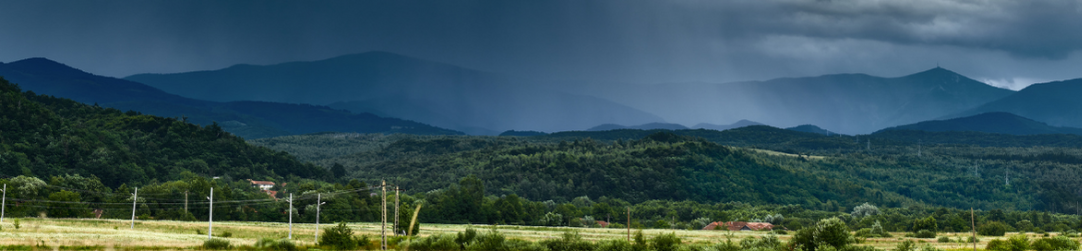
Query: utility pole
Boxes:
[
  {"xmin": 288, "ymin": 193, "xmax": 293, "ymax": 239},
  {"xmin": 971, "ymin": 208, "xmax": 976, "ymax": 251},
  {"xmin": 1, "ymin": 184, "xmax": 6, "ymax": 224},
  {"xmin": 381, "ymin": 181, "xmax": 390, "ymax": 250},
  {"xmin": 315, "ymin": 193, "xmax": 326, "ymax": 245},
  {"xmin": 208, "ymin": 187, "xmax": 214, "ymax": 240},
  {"xmin": 184, "ymin": 191, "xmax": 189, "ymax": 213},
  {"xmin": 131, "ymin": 187, "xmax": 138, "ymax": 229},
  {"xmin": 627, "ymin": 207, "xmax": 631, "ymax": 242},
  {"xmin": 394, "ymin": 186, "xmax": 400, "ymax": 236}
]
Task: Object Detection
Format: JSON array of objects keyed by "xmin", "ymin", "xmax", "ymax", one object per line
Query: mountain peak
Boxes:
[
  {"xmin": 908, "ymin": 66, "xmax": 962, "ymax": 78},
  {"xmin": 326, "ymin": 50, "xmax": 428, "ymax": 64},
  {"xmin": 7, "ymin": 57, "xmax": 90, "ymax": 77}
]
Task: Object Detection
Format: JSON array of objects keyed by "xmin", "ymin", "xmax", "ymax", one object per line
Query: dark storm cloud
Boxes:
[
  {"xmin": 0, "ymin": 0, "xmax": 1080, "ymax": 86},
  {"xmin": 769, "ymin": 0, "xmax": 1082, "ymax": 59}
]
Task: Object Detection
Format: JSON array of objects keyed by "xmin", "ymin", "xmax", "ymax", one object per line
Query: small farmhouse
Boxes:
[
  {"xmin": 249, "ymin": 179, "xmax": 275, "ymax": 190},
  {"xmin": 248, "ymin": 179, "xmax": 279, "ymax": 199}
]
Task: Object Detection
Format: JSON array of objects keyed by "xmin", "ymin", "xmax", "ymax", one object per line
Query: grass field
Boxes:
[{"xmin": 0, "ymin": 217, "xmax": 1056, "ymax": 250}]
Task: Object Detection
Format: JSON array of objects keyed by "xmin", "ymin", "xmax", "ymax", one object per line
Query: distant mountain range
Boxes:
[
  {"xmin": 693, "ymin": 120, "xmax": 765, "ymax": 131},
  {"xmin": 9, "ymin": 51, "xmax": 1082, "ymax": 138},
  {"xmin": 786, "ymin": 124, "xmax": 837, "ymax": 135},
  {"xmin": 0, "ymin": 58, "xmax": 462, "ymax": 139},
  {"xmin": 880, "ymin": 112, "xmax": 1082, "ymax": 136},
  {"xmin": 587, "ymin": 122, "xmax": 689, "ymax": 131},
  {"xmin": 126, "ymin": 51, "xmax": 663, "ymax": 135},
  {"xmin": 577, "ymin": 67, "xmax": 1014, "ymax": 134},
  {"xmin": 949, "ymin": 78, "xmax": 1082, "ymax": 128},
  {"xmin": 585, "ymin": 120, "xmax": 769, "ymax": 132}
]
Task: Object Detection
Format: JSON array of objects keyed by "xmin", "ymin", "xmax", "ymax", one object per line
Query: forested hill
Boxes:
[
  {"xmin": 0, "ymin": 77, "xmax": 327, "ymax": 187},
  {"xmin": 255, "ymin": 129, "xmax": 1082, "ymax": 213},
  {"xmin": 329, "ymin": 133, "xmax": 891, "ymax": 206}
]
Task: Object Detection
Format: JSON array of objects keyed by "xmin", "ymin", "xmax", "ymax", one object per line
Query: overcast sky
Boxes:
[{"xmin": 2, "ymin": 0, "xmax": 1081, "ymax": 90}]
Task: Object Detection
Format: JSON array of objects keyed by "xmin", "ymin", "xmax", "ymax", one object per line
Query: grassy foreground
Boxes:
[{"xmin": 0, "ymin": 217, "xmax": 1051, "ymax": 250}]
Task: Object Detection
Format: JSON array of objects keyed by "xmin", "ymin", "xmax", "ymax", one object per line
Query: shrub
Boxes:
[
  {"xmin": 254, "ymin": 238, "xmax": 297, "ymax": 251},
  {"xmin": 277, "ymin": 238, "xmax": 296, "ymax": 251},
  {"xmin": 595, "ymin": 239, "xmax": 631, "ymax": 251},
  {"xmin": 504, "ymin": 238, "xmax": 546, "ymax": 251},
  {"xmin": 651, "ymin": 232, "xmax": 681, "ymax": 251},
  {"xmin": 410, "ymin": 234, "xmax": 464, "ymax": 251},
  {"xmin": 219, "ymin": 230, "xmax": 233, "ymax": 238},
  {"xmin": 711, "ymin": 238, "xmax": 740, "ymax": 251},
  {"xmin": 978, "ymin": 221, "xmax": 1009, "ymax": 236},
  {"xmin": 1006, "ymin": 234, "xmax": 1030, "ymax": 251},
  {"xmin": 936, "ymin": 236, "xmax": 951, "ymax": 243},
  {"xmin": 320, "ymin": 222, "xmax": 357, "ymax": 250},
  {"xmin": 917, "ymin": 244, "xmax": 940, "ymax": 251},
  {"xmin": 871, "ymin": 221, "xmax": 891, "ymax": 237},
  {"xmin": 854, "ymin": 228, "xmax": 873, "ymax": 238},
  {"xmin": 894, "ymin": 240, "xmax": 916, "ymax": 251},
  {"xmin": 740, "ymin": 234, "xmax": 782, "ymax": 250},
  {"xmin": 540, "ymin": 231, "xmax": 593, "ymax": 251},
  {"xmin": 203, "ymin": 238, "xmax": 231, "ymax": 250},
  {"xmin": 914, "ymin": 230, "xmax": 936, "ymax": 239},
  {"xmin": 13, "ymin": 219, "xmax": 19, "ymax": 230},
  {"xmin": 356, "ymin": 234, "xmax": 374, "ymax": 250},
  {"xmin": 792, "ymin": 217, "xmax": 853, "ymax": 251},
  {"xmin": 1031, "ymin": 236, "xmax": 1079, "ymax": 251},
  {"xmin": 841, "ymin": 246, "xmax": 877, "ymax": 251},
  {"xmin": 633, "ymin": 230, "xmax": 649, "ymax": 251},
  {"xmin": 455, "ymin": 227, "xmax": 478, "ymax": 248},
  {"xmin": 466, "ymin": 228, "xmax": 507, "ymax": 251},
  {"xmin": 986, "ymin": 239, "xmax": 1008, "ymax": 251}
]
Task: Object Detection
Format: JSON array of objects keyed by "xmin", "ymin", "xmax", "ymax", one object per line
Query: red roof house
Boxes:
[{"xmin": 248, "ymin": 179, "xmax": 275, "ymax": 190}]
